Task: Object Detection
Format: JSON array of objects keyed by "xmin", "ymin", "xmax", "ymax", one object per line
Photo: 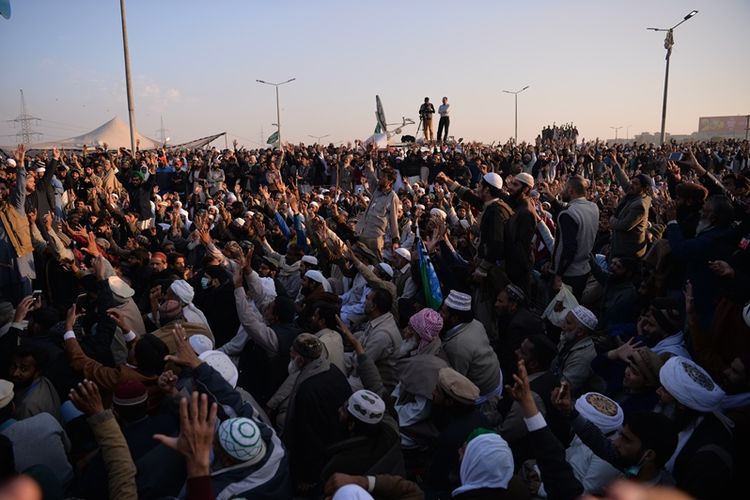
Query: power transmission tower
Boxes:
[
  {"xmin": 12, "ymin": 90, "xmax": 42, "ymax": 145},
  {"xmin": 156, "ymin": 115, "xmax": 169, "ymax": 145}
]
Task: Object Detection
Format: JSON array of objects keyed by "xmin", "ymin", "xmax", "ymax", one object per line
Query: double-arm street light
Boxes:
[
  {"xmin": 502, "ymin": 85, "xmax": 530, "ymax": 144},
  {"xmin": 256, "ymin": 78, "xmax": 296, "ymax": 147},
  {"xmin": 308, "ymin": 134, "xmax": 330, "ymax": 144},
  {"xmin": 610, "ymin": 126, "xmax": 623, "ymax": 141},
  {"xmin": 648, "ymin": 10, "xmax": 698, "ymax": 145}
]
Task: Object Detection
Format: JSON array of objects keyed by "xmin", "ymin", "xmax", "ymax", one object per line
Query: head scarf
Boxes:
[
  {"xmin": 453, "ymin": 433, "xmax": 514, "ymax": 496},
  {"xmin": 409, "ymin": 308, "xmax": 443, "ymax": 353}
]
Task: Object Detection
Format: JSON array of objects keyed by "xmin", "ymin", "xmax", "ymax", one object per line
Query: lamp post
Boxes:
[
  {"xmin": 256, "ymin": 78, "xmax": 296, "ymax": 147},
  {"xmin": 626, "ymin": 125, "xmax": 632, "ymax": 141},
  {"xmin": 118, "ymin": 0, "xmax": 137, "ymax": 153},
  {"xmin": 648, "ymin": 10, "xmax": 698, "ymax": 145},
  {"xmin": 502, "ymin": 85, "xmax": 530, "ymax": 144},
  {"xmin": 308, "ymin": 134, "xmax": 330, "ymax": 144},
  {"xmin": 610, "ymin": 126, "xmax": 623, "ymax": 142}
]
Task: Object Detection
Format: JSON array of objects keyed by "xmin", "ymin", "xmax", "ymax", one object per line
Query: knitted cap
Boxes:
[{"xmin": 444, "ymin": 290, "xmax": 472, "ymax": 312}]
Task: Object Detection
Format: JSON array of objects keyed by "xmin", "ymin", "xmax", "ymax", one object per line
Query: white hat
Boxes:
[
  {"xmin": 332, "ymin": 485, "xmax": 374, "ymax": 500},
  {"xmin": 415, "ymin": 204, "xmax": 426, "ymax": 210},
  {"xmin": 0, "ymin": 379, "xmax": 13, "ymax": 409},
  {"xmin": 515, "ymin": 172, "xmax": 535, "ymax": 188},
  {"xmin": 199, "ymin": 350, "xmax": 238, "ymax": 388},
  {"xmin": 574, "ymin": 393, "xmax": 624, "ymax": 434},
  {"xmin": 444, "ymin": 290, "xmax": 472, "ymax": 311},
  {"xmin": 309, "ymin": 201, "xmax": 319, "ymax": 208},
  {"xmin": 394, "ymin": 248, "xmax": 411, "ymax": 261},
  {"xmin": 108, "ymin": 276, "xmax": 134, "ymax": 299},
  {"xmin": 347, "ymin": 389, "xmax": 385, "ymax": 424},
  {"xmin": 234, "ymin": 217, "xmax": 246, "ymax": 227},
  {"xmin": 5, "ymin": 159, "xmax": 16, "ymax": 168},
  {"xmin": 430, "ymin": 208, "xmax": 447, "ymax": 220},
  {"xmin": 301, "ymin": 255, "xmax": 318, "ymax": 266},
  {"xmin": 259, "ymin": 277, "xmax": 277, "ymax": 299},
  {"xmin": 571, "ymin": 305, "xmax": 598, "ymax": 331},
  {"xmin": 304, "ymin": 270, "xmax": 332, "ymax": 293},
  {"xmin": 189, "ymin": 334, "xmax": 214, "ymax": 355},
  {"xmin": 170, "ymin": 280, "xmax": 195, "ymax": 304},
  {"xmin": 217, "ymin": 417, "xmax": 267, "ymax": 464},
  {"xmin": 378, "ymin": 263, "xmax": 394, "ymax": 278},
  {"xmin": 483, "ymin": 172, "xmax": 503, "ymax": 190},
  {"xmin": 659, "ymin": 356, "xmax": 725, "ymax": 413}
]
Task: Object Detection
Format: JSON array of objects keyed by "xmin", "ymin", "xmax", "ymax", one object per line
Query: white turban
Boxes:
[
  {"xmin": 659, "ymin": 356, "xmax": 725, "ymax": 413},
  {"xmin": 575, "ymin": 393, "xmax": 624, "ymax": 434},
  {"xmin": 453, "ymin": 433, "xmax": 514, "ymax": 496},
  {"xmin": 170, "ymin": 280, "xmax": 195, "ymax": 304},
  {"xmin": 430, "ymin": 208, "xmax": 447, "ymax": 220}
]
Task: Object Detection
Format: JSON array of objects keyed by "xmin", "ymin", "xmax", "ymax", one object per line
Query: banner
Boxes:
[
  {"xmin": 698, "ymin": 115, "xmax": 749, "ymax": 134},
  {"xmin": 267, "ymin": 131, "xmax": 279, "ymax": 145},
  {"xmin": 416, "ymin": 228, "xmax": 443, "ymax": 311},
  {"xmin": 169, "ymin": 132, "xmax": 225, "ymax": 150}
]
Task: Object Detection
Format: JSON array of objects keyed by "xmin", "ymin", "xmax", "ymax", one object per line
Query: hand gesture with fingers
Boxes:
[
  {"xmin": 165, "ymin": 323, "xmax": 201, "ymax": 369},
  {"xmin": 551, "ymin": 381, "xmax": 572, "ymax": 416},
  {"xmin": 69, "ymin": 379, "xmax": 105, "ymax": 416},
  {"xmin": 153, "ymin": 391, "xmax": 218, "ymax": 478}
]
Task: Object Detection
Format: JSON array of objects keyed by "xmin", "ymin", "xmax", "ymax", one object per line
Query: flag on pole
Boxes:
[
  {"xmin": 416, "ymin": 227, "xmax": 443, "ymax": 310},
  {"xmin": 266, "ymin": 130, "xmax": 279, "ymax": 145},
  {"xmin": 0, "ymin": 0, "xmax": 11, "ymax": 20}
]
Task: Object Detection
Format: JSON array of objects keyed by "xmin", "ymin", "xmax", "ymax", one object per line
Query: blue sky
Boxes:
[{"xmin": 1, "ymin": 0, "xmax": 748, "ymax": 146}]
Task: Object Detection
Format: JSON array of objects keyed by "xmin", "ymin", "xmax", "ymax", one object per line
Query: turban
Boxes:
[
  {"xmin": 430, "ymin": 208, "xmax": 447, "ymax": 220},
  {"xmin": 304, "ymin": 270, "xmax": 332, "ymax": 293},
  {"xmin": 347, "ymin": 390, "xmax": 385, "ymax": 425},
  {"xmin": 170, "ymin": 280, "xmax": 195, "ymax": 304},
  {"xmin": 575, "ymin": 392, "xmax": 624, "ymax": 434},
  {"xmin": 301, "ymin": 255, "xmax": 318, "ymax": 266},
  {"xmin": 217, "ymin": 417, "xmax": 266, "ymax": 464},
  {"xmin": 453, "ymin": 433, "xmax": 514, "ymax": 496},
  {"xmin": 659, "ymin": 356, "xmax": 725, "ymax": 413},
  {"xmin": 409, "ymin": 308, "xmax": 443, "ymax": 353}
]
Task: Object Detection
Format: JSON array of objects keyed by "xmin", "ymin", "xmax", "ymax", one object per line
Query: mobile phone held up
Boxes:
[
  {"xmin": 668, "ymin": 152, "xmax": 683, "ymax": 162},
  {"xmin": 31, "ymin": 290, "xmax": 42, "ymax": 304},
  {"xmin": 75, "ymin": 293, "xmax": 88, "ymax": 313}
]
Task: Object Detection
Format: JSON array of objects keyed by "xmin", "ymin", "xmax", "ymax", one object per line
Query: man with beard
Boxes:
[
  {"xmin": 9, "ymin": 346, "xmax": 60, "ymax": 422},
  {"xmin": 636, "ymin": 298, "xmax": 690, "ymax": 359},
  {"xmin": 608, "ymin": 152, "xmax": 653, "ymax": 259},
  {"xmin": 548, "ymin": 175, "xmax": 599, "ymax": 300},
  {"xmin": 493, "ymin": 283, "xmax": 544, "ymax": 378},
  {"xmin": 588, "ymin": 256, "xmax": 640, "ymax": 331},
  {"xmin": 665, "ymin": 194, "xmax": 736, "ymax": 323},
  {"xmin": 673, "ymin": 182, "xmax": 708, "ymax": 238},
  {"xmin": 655, "ymin": 356, "xmax": 734, "ymax": 499},
  {"xmin": 505, "ymin": 173, "xmax": 537, "ymax": 294},
  {"xmin": 549, "ymin": 305, "xmax": 602, "ymax": 397},
  {"xmin": 124, "ymin": 167, "xmax": 155, "ymax": 230},
  {"xmin": 0, "ymin": 146, "xmax": 35, "ymax": 301},
  {"xmin": 356, "ymin": 162, "xmax": 400, "ymax": 260},
  {"xmin": 436, "ymin": 171, "xmax": 513, "ymax": 280}
]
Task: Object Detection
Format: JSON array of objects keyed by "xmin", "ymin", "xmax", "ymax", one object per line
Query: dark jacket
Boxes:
[{"xmin": 454, "ymin": 185, "xmax": 513, "ymax": 272}]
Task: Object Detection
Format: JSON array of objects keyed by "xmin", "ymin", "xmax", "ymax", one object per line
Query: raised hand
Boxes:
[
  {"xmin": 69, "ymin": 379, "xmax": 105, "ymax": 416},
  {"xmin": 13, "ymin": 144, "xmax": 26, "ymax": 166},
  {"xmin": 550, "ymin": 381, "xmax": 572, "ymax": 416},
  {"xmin": 164, "ymin": 323, "xmax": 202, "ymax": 369}
]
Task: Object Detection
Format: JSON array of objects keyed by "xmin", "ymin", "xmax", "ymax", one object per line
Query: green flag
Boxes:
[{"xmin": 266, "ymin": 131, "xmax": 279, "ymax": 145}]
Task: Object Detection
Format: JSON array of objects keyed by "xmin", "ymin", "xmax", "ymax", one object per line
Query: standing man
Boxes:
[
  {"xmin": 357, "ymin": 159, "xmax": 400, "ymax": 260},
  {"xmin": 437, "ymin": 97, "xmax": 450, "ymax": 143},
  {"xmin": 549, "ymin": 175, "xmax": 600, "ymax": 300},
  {"xmin": 419, "ymin": 97, "xmax": 435, "ymax": 143}
]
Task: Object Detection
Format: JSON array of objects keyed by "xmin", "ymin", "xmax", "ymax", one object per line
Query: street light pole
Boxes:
[
  {"xmin": 648, "ymin": 10, "xmax": 698, "ymax": 145},
  {"xmin": 502, "ymin": 85, "xmax": 530, "ymax": 144},
  {"xmin": 610, "ymin": 126, "xmax": 623, "ymax": 141},
  {"xmin": 257, "ymin": 78, "xmax": 296, "ymax": 147},
  {"xmin": 119, "ymin": 0, "xmax": 137, "ymax": 154},
  {"xmin": 308, "ymin": 134, "xmax": 330, "ymax": 144}
]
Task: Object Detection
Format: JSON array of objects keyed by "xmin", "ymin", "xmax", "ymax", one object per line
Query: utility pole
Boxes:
[
  {"xmin": 119, "ymin": 0, "xmax": 137, "ymax": 153},
  {"xmin": 12, "ymin": 90, "xmax": 42, "ymax": 145},
  {"xmin": 256, "ymin": 78, "xmax": 296, "ymax": 147},
  {"xmin": 502, "ymin": 85, "xmax": 530, "ymax": 144},
  {"xmin": 156, "ymin": 115, "xmax": 169, "ymax": 145}
]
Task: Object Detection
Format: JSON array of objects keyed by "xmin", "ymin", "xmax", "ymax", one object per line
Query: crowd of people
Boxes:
[
  {"xmin": 0, "ymin": 132, "xmax": 748, "ymax": 500},
  {"xmin": 540, "ymin": 124, "xmax": 579, "ymax": 144}
]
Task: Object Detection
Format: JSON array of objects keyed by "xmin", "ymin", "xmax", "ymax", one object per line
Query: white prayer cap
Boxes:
[
  {"xmin": 483, "ymin": 172, "xmax": 503, "ymax": 190},
  {"xmin": 347, "ymin": 390, "xmax": 385, "ymax": 424},
  {"xmin": 189, "ymin": 334, "xmax": 214, "ymax": 355},
  {"xmin": 5, "ymin": 159, "xmax": 16, "ymax": 168},
  {"xmin": 108, "ymin": 276, "xmax": 134, "ymax": 299},
  {"xmin": 301, "ymin": 255, "xmax": 318, "ymax": 266},
  {"xmin": 309, "ymin": 201, "xmax": 319, "ymax": 208},
  {"xmin": 444, "ymin": 290, "xmax": 472, "ymax": 312},
  {"xmin": 217, "ymin": 417, "xmax": 266, "ymax": 464},
  {"xmin": 659, "ymin": 356, "xmax": 725, "ymax": 413},
  {"xmin": 415, "ymin": 204, "xmax": 426, "ymax": 210},
  {"xmin": 233, "ymin": 217, "xmax": 245, "ymax": 227},
  {"xmin": 199, "ymin": 350, "xmax": 238, "ymax": 388},
  {"xmin": 378, "ymin": 263, "xmax": 394, "ymax": 278},
  {"xmin": 332, "ymin": 484, "xmax": 374, "ymax": 500},
  {"xmin": 394, "ymin": 248, "xmax": 411, "ymax": 261},
  {"xmin": 305, "ymin": 270, "xmax": 332, "ymax": 292},
  {"xmin": 515, "ymin": 172, "xmax": 535, "ymax": 188},
  {"xmin": 430, "ymin": 208, "xmax": 447, "ymax": 220},
  {"xmin": 170, "ymin": 280, "xmax": 195, "ymax": 304},
  {"xmin": 574, "ymin": 393, "xmax": 624, "ymax": 434},
  {"xmin": 571, "ymin": 305, "xmax": 598, "ymax": 331}
]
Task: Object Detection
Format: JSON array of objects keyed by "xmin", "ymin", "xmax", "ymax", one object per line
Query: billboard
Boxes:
[{"xmin": 698, "ymin": 115, "xmax": 749, "ymax": 134}]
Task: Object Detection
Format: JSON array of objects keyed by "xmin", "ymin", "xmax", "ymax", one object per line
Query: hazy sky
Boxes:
[{"xmin": 1, "ymin": 0, "xmax": 749, "ymax": 146}]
